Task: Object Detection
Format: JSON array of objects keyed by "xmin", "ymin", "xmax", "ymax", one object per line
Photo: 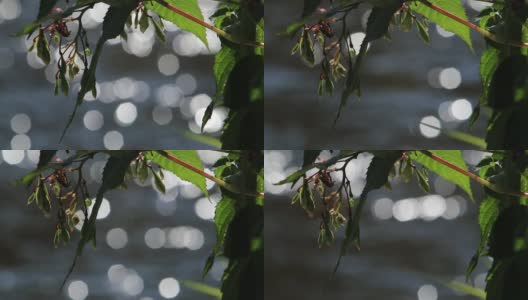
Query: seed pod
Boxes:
[
  {"xmin": 319, "ymin": 20, "xmax": 334, "ymax": 38},
  {"xmin": 55, "ymin": 19, "xmax": 70, "ymax": 37},
  {"xmin": 61, "ymin": 228, "xmax": 71, "ymax": 243},
  {"xmin": 300, "ymin": 29, "xmax": 315, "ymax": 66},
  {"xmin": 300, "ymin": 182, "xmax": 315, "ymax": 215},
  {"xmin": 36, "ymin": 28, "xmax": 51, "ymax": 65},
  {"xmin": 56, "ymin": 169, "xmax": 70, "ymax": 187},
  {"xmin": 320, "ymin": 171, "xmax": 333, "ymax": 187},
  {"xmin": 36, "ymin": 181, "xmax": 51, "ymax": 215}
]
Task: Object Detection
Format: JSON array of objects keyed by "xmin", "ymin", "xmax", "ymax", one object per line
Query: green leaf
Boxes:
[
  {"xmin": 214, "ymin": 196, "xmax": 237, "ymax": 251},
  {"xmin": 444, "ymin": 280, "xmax": 486, "ymax": 299},
  {"xmin": 486, "ymin": 251, "xmax": 528, "ymax": 300},
  {"xmin": 400, "ymin": 10, "xmax": 414, "ymax": 32},
  {"xmin": 99, "ymin": 151, "xmax": 140, "ymax": 192},
  {"xmin": 139, "ymin": 10, "xmax": 150, "ymax": 33},
  {"xmin": 183, "ymin": 280, "xmax": 222, "ymax": 298},
  {"xmin": 214, "ymin": 46, "xmax": 239, "ymax": 98},
  {"xmin": 300, "ymin": 29, "xmax": 315, "ymax": 66},
  {"xmin": 522, "ymin": 20, "xmax": 528, "ymax": 57},
  {"xmin": 480, "ymin": 46, "xmax": 501, "ymax": 106},
  {"xmin": 62, "ymin": 151, "xmax": 138, "ymax": 288},
  {"xmin": 203, "ymin": 195, "xmax": 237, "ymax": 279},
  {"xmin": 415, "ymin": 167, "xmax": 431, "ymax": 192},
  {"xmin": 361, "ymin": 151, "xmax": 403, "ymax": 196},
  {"xmin": 409, "ymin": 150, "xmax": 474, "ymax": 200},
  {"xmin": 485, "ymin": 104, "xmax": 528, "ymax": 148},
  {"xmin": 337, "ymin": 1, "xmax": 402, "ymax": 123},
  {"xmin": 410, "ymin": 0, "xmax": 472, "ymax": 49},
  {"xmin": 487, "ymin": 55, "xmax": 527, "ymax": 110},
  {"xmin": 36, "ymin": 180, "xmax": 51, "ymax": 215},
  {"xmin": 153, "ymin": 169, "xmax": 166, "ymax": 193},
  {"xmin": 416, "ymin": 18, "xmax": 430, "ymax": 44},
  {"xmin": 101, "ymin": 4, "xmax": 137, "ymax": 40},
  {"xmin": 60, "ymin": 3, "xmax": 136, "ymax": 141},
  {"xmin": 220, "ymin": 56, "xmax": 264, "ymax": 149},
  {"xmin": 152, "ymin": 17, "xmax": 166, "ymax": 42},
  {"xmin": 146, "ymin": 0, "xmax": 208, "ymax": 47},
  {"xmin": 479, "ymin": 196, "xmax": 502, "ymax": 254},
  {"xmin": 203, "ymin": 46, "xmax": 240, "ymax": 131},
  {"xmin": 36, "ymin": 29, "xmax": 51, "ymax": 65},
  {"xmin": 334, "ymin": 151, "xmax": 402, "ymax": 274},
  {"xmin": 488, "ymin": 206, "xmax": 528, "ymax": 260},
  {"xmin": 299, "ymin": 181, "xmax": 315, "ymax": 214},
  {"xmin": 59, "ymin": 64, "xmax": 69, "ymax": 96},
  {"xmin": 221, "ymin": 204, "xmax": 263, "ymax": 300},
  {"xmin": 255, "ymin": 18, "xmax": 264, "ymax": 56},
  {"xmin": 146, "ymin": 150, "xmax": 208, "ymax": 197},
  {"xmin": 466, "ymin": 195, "xmax": 501, "ymax": 279},
  {"xmin": 444, "ymin": 130, "xmax": 487, "ymax": 149}
]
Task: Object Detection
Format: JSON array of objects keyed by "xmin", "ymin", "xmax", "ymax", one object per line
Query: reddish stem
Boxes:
[
  {"xmin": 154, "ymin": 0, "xmax": 264, "ymax": 48},
  {"xmin": 419, "ymin": 0, "xmax": 528, "ymax": 48},
  {"xmin": 156, "ymin": 150, "xmax": 264, "ymax": 199},
  {"xmin": 419, "ymin": 150, "xmax": 528, "ymax": 200}
]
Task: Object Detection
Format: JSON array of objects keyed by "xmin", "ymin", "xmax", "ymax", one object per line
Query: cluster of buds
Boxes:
[
  {"xmin": 27, "ymin": 158, "xmax": 91, "ymax": 247},
  {"xmin": 49, "ymin": 8, "xmax": 71, "ymax": 38},
  {"xmin": 292, "ymin": 167, "xmax": 348, "ymax": 247},
  {"xmin": 27, "ymin": 6, "xmax": 91, "ymax": 97},
  {"xmin": 309, "ymin": 8, "xmax": 336, "ymax": 38}
]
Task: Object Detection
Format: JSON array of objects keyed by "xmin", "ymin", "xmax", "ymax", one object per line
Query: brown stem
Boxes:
[
  {"xmin": 156, "ymin": 150, "xmax": 264, "ymax": 199},
  {"xmin": 419, "ymin": 150, "xmax": 528, "ymax": 200},
  {"xmin": 153, "ymin": 0, "xmax": 264, "ymax": 48},
  {"xmin": 419, "ymin": 0, "xmax": 528, "ymax": 48}
]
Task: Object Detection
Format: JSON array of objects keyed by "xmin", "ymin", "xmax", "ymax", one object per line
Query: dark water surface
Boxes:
[
  {"xmin": 264, "ymin": 150, "xmax": 489, "ymax": 299},
  {"xmin": 265, "ymin": 0, "xmax": 489, "ymax": 148},
  {"xmin": 0, "ymin": 1, "xmax": 220, "ymax": 149},
  {"xmin": 0, "ymin": 151, "xmax": 224, "ymax": 299}
]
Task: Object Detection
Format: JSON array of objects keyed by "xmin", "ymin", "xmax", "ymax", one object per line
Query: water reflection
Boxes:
[
  {"xmin": 266, "ymin": 1, "xmax": 488, "ymax": 148},
  {"xmin": 106, "ymin": 228, "xmax": 128, "ymax": 250},
  {"xmin": 159, "ymin": 277, "xmax": 181, "ymax": 299},
  {"xmin": 0, "ymin": 0, "xmax": 224, "ymax": 149},
  {"xmin": 67, "ymin": 280, "xmax": 88, "ymax": 300},
  {"xmin": 0, "ymin": 150, "xmax": 226, "ymax": 299},
  {"xmin": 265, "ymin": 150, "xmax": 487, "ymax": 299}
]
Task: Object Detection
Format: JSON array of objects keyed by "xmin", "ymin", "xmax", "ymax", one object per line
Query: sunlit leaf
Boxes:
[
  {"xmin": 146, "ymin": 0, "xmax": 208, "ymax": 47},
  {"xmin": 410, "ymin": 0, "xmax": 472, "ymax": 49},
  {"xmin": 146, "ymin": 150, "xmax": 208, "ymax": 197},
  {"xmin": 410, "ymin": 150, "xmax": 473, "ymax": 200}
]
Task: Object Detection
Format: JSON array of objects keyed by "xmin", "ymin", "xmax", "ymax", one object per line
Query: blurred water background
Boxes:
[
  {"xmin": 0, "ymin": 0, "xmax": 226, "ymax": 149},
  {"xmin": 0, "ymin": 150, "xmax": 227, "ymax": 299},
  {"xmin": 264, "ymin": 150, "xmax": 491, "ymax": 299},
  {"xmin": 266, "ymin": 0, "xmax": 490, "ymax": 148}
]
